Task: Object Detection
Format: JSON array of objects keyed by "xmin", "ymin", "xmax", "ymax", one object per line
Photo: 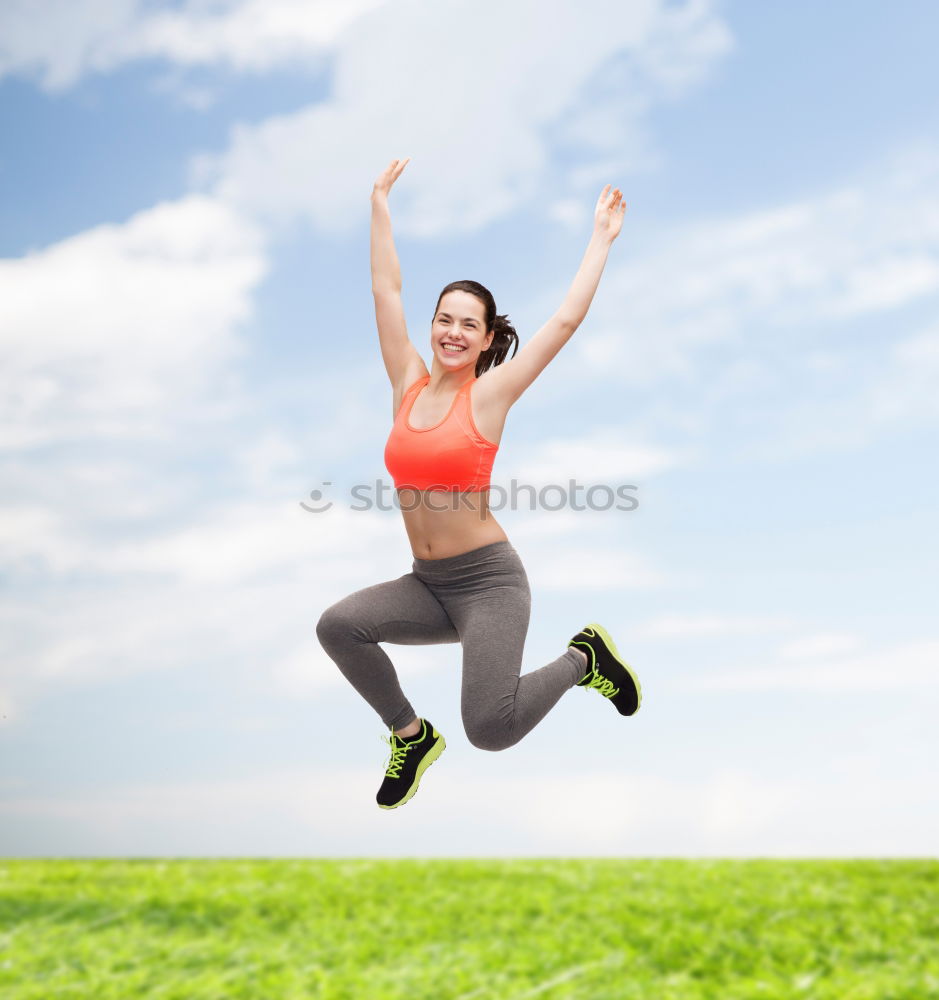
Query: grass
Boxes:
[{"xmin": 1, "ymin": 860, "xmax": 937, "ymax": 998}]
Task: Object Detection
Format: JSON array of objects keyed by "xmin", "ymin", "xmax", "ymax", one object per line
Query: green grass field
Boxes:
[{"xmin": 1, "ymin": 860, "xmax": 937, "ymax": 998}]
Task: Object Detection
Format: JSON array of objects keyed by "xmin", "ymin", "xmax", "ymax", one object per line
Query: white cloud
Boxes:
[
  {"xmin": 0, "ymin": 194, "xmax": 267, "ymax": 448},
  {"xmin": 189, "ymin": 0, "xmax": 733, "ymax": 235},
  {"xmin": 0, "ymin": 491, "xmax": 401, "ymax": 700},
  {"xmin": 678, "ymin": 637, "xmax": 939, "ymax": 692},
  {"xmin": 0, "ymin": 0, "xmax": 385, "ymax": 92},
  {"xmin": 0, "ymin": 0, "xmax": 137, "ymax": 92},
  {"xmin": 546, "ymin": 198, "xmax": 591, "ymax": 232},
  {"xmin": 867, "ymin": 324, "xmax": 939, "ymax": 425},
  {"xmin": 118, "ymin": 0, "xmax": 385, "ymax": 72},
  {"xmin": 634, "ymin": 613, "xmax": 796, "ymax": 638},
  {"xmin": 748, "ymin": 319, "xmax": 939, "ymax": 458},
  {"xmin": 510, "ymin": 428, "xmax": 687, "ymax": 484},
  {"xmin": 777, "ymin": 633, "xmax": 860, "ymax": 660},
  {"xmin": 827, "ymin": 252, "xmax": 939, "ymax": 317},
  {"xmin": 95, "ymin": 499, "xmax": 330, "ymax": 585},
  {"xmin": 523, "ymin": 540, "xmax": 669, "ymax": 591},
  {"xmin": 574, "ymin": 143, "xmax": 939, "ymax": 388},
  {"xmin": 231, "ymin": 428, "xmax": 305, "ymax": 493}
]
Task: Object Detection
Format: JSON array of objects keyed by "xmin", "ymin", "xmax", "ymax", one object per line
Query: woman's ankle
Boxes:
[{"xmin": 394, "ymin": 718, "xmax": 421, "ymax": 738}]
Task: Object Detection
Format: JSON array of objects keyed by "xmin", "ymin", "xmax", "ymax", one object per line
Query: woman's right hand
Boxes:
[{"xmin": 372, "ymin": 157, "xmax": 410, "ymax": 198}]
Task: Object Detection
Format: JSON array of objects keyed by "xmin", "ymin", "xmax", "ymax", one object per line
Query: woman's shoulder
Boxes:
[
  {"xmin": 408, "ymin": 374, "xmax": 431, "ymax": 399},
  {"xmin": 397, "ymin": 371, "xmax": 430, "ymax": 400}
]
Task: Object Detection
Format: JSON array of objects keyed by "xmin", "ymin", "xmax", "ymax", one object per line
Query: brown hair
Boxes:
[{"xmin": 433, "ymin": 280, "xmax": 519, "ymax": 376}]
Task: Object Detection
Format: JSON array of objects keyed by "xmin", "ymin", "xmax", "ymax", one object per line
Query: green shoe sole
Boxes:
[{"xmin": 377, "ymin": 734, "xmax": 446, "ymax": 809}]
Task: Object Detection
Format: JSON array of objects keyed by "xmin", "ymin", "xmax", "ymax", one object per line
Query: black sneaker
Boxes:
[
  {"xmin": 376, "ymin": 718, "xmax": 446, "ymax": 809},
  {"xmin": 568, "ymin": 623, "xmax": 642, "ymax": 716}
]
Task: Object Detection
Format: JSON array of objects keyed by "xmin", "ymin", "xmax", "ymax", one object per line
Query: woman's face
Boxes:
[{"xmin": 432, "ymin": 291, "xmax": 493, "ymax": 369}]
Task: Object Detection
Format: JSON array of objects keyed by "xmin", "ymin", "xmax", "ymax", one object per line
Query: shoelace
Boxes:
[
  {"xmin": 380, "ymin": 733, "xmax": 411, "ymax": 778},
  {"xmin": 575, "ymin": 631, "xmax": 620, "ymax": 699},
  {"xmin": 584, "ymin": 670, "xmax": 619, "ymax": 698}
]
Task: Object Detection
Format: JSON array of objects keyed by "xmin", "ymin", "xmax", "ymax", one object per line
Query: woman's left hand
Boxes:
[{"xmin": 593, "ymin": 184, "xmax": 627, "ymax": 241}]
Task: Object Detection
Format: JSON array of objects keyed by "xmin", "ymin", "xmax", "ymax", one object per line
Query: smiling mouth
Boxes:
[{"xmin": 442, "ymin": 343, "xmax": 467, "ymax": 352}]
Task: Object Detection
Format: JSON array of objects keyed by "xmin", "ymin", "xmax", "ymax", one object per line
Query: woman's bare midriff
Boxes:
[{"xmin": 396, "ymin": 487, "xmax": 509, "ymax": 560}]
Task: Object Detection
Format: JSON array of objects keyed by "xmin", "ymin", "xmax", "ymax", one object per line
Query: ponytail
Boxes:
[{"xmin": 476, "ymin": 312, "xmax": 519, "ymax": 376}]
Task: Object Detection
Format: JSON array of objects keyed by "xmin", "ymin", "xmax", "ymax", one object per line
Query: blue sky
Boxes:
[{"xmin": 2, "ymin": 0, "xmax": 938, "ymax": 857}]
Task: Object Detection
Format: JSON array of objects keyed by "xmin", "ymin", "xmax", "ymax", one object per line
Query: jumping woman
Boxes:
[{"xmin": 316, "ymin": 157, "xmax": 642, "ymax": 809}]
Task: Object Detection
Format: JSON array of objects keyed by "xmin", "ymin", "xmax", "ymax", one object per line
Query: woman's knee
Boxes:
[
  {"xmin": 462, "ymin": 711, "xmax": 516, "ymax": 752},
  {"xmin": 315, "ymin": 602, "xmax": 359, "ymax": 649}
]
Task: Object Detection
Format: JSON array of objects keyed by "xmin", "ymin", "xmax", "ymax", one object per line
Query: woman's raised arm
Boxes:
[
  {"xmin": 478, "ymin": 185, "xmax": 627, "ymax": 409},
  {"xmin": 370, "ymin": 157, "xmax": 410, "ymax": 292},
  {"xmin": 370, "ymin": 158, "xmax": 426, "ymax": 393}
]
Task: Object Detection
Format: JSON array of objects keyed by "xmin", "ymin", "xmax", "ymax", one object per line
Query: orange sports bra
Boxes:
[{"xmin": 384, "ymin": 374, "xmax": 499, "ymax": 492}]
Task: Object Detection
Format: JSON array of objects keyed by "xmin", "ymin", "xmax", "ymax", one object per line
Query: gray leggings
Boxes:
[{"xmin": 315, "ymin": 540, "xmax": 586, "ymax": 751}]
